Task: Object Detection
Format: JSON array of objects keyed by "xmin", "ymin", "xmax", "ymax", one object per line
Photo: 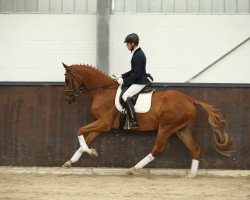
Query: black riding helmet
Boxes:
[{"xmin": 124, "ymin": 33, "xmax": 139, "ymax": 45}]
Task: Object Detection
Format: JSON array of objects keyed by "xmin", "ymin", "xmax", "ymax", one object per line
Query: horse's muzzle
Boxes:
[{"xmin": 65, "ymin": 94, "xmax": 76, "ymax": 104}]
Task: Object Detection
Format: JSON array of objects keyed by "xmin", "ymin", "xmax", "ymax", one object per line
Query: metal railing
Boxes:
[{"xmin": 186, "ymin": 35, "xmax": 250, "ymax": 83}]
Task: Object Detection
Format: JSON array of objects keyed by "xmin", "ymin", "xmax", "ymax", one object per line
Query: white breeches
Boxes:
[{"xmin": 122, "ymin": 84, "xmax": 146, "ymax": 101}]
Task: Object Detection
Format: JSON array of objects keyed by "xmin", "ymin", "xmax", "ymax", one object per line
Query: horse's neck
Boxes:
[{"xmin": 76, "ymin": 65, "xmax": 115, "ymax": 90}]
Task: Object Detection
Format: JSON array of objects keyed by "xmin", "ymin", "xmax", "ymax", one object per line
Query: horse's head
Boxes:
[{"xmin": 63, "ymin": 63, "xmax": 85, "ymax": 104}]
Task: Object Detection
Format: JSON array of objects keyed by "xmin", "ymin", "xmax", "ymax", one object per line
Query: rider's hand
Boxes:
[{"xmin": 117, "ymin": 77, "xmax": 123, "ymax": 85}]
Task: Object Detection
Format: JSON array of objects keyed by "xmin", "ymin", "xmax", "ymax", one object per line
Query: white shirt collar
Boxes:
[{"xmin": 132, "ymin": 46, "xmax": 140, "ymax": 55}]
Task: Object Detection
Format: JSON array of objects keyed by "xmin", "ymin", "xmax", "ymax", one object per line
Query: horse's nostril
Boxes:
[{"xmin": 65, "ymin": 94, "xmax": 76, "ymax": 104}]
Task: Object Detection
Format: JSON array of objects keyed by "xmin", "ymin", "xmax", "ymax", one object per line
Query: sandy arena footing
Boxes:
[{"xmin": 0, "ymin": 166, "xmax": 249, "ymax": 177}]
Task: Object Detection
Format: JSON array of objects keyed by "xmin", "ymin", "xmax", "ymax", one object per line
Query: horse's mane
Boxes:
[{"xmin": 73, "ymin": 64, "xmax": 114, "ymax": 82}]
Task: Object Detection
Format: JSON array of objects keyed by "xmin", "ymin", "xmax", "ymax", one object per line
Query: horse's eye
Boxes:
[{"xmin": 65, "ymin": 79, "xmax": 69, "ymax": 84}]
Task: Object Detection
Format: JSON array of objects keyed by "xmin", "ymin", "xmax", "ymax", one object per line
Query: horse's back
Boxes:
[
  {"xmin": 153, "ymin": 89, "xmax": 194, "ymax": 104},
  {"xmin": 151, "ymin": 89, "xmax": 196, "ymax": 119}
]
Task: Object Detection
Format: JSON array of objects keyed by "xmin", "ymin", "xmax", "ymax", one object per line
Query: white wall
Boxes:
[
  {"xmin": 0, "ymin": 14, "xmax": 250, "ymax": 83},
  {"xmin": 110, "ymin": 14, "xmax": 250, "ymax": 83},
  {"xmin": 0, "ymin": 14, "xmax": 96, "ymax": 81}
]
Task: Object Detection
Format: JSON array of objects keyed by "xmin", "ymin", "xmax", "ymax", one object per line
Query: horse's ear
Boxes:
[{"xmin": 62, "ymin": 62, "xmax": 69, "ymax": 71}]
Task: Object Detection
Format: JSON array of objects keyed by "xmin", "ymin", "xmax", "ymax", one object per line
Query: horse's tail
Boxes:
[{"xmin": 194, "ymin": 100, "xmax": 236, "ymax": 157}]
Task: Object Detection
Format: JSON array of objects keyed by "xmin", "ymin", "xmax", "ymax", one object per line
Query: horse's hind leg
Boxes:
[
  {"xmin": 127, "ymin": 124, "xmax": 175, "ymax": 175},
  {"xmin": 176, "ymin": 124, "xmax": 201, "ymax": 178}
]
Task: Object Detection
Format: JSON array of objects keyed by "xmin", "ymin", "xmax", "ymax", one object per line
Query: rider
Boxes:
[{"xmin": 117, "ymin": 33, "xmax": 153, "ymax": 129}]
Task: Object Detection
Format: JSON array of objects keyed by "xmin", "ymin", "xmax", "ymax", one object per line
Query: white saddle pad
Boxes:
[{"xmin": 115, "ymin": 85, "xmax": 154, "ymax": 113}]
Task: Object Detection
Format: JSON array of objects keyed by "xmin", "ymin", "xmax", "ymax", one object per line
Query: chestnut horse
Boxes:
[{"xmin": 62, "ymin": 63, "xmax": 235, "ymax": 178}]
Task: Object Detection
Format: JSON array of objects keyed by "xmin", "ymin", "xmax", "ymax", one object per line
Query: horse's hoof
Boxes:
[
  {"xmin": 62, "ymin": 160, "xmax": 72, "ymax": 168},
  {"xmin": 89, "ymin": 148, "xmax": 98, "ymax": 157},
  {"xmin": 187, "ymin": 173, "xmax": 197, "ymax": 179},
  {"xmin": 127, "ymin": 167, "xmax": 136, "ymax": 175}
]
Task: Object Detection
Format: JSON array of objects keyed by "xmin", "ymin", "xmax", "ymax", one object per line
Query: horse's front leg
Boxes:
[{"xmin": 62, "ymin": 120, "xmax": 109, "ymax": 168}]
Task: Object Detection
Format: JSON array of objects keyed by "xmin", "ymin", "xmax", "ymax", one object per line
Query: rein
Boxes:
[{"xmin": 87, "ymin": 82, "xmax": 118, "ymax": 91}]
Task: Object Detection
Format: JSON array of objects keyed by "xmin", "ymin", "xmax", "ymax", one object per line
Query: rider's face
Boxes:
[{"xmin": 126, "ymin": 43, "xmax": 134, "ymax": 51}]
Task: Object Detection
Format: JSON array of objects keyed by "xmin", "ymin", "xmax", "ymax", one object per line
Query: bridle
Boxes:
[
  {"xmin": 65, "ymin": 67, "xmax": 85, "ymax": 97},
  {"xmin": 65, "ymin": 67, "xmax": 118, "ymax": 98}
]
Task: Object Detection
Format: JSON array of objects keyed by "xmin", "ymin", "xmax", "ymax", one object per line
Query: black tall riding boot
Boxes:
[{"xmin": 125, "ymin": 97, "xmax": 138, "ymax": 129}]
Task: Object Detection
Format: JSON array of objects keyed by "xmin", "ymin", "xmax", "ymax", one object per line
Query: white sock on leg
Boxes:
[
  {"xmin": 189, "ymin": 159, "xmax": 199, "ymax": 178},
  {"xmin": 71, "ymin": 147, "xmax": 84, "ymax": 163},
  {"xmin": 135, "ymin": 153, "xmax": 155, "ymax": 170},
  {"xmin": 78, "ymin": 135, "xmax": 91, "ymax": 154}
]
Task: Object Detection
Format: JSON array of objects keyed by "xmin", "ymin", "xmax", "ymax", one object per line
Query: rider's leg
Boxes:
[
  {"xmin": 122, "ymin": 84, "xmax": 146, "ymax": 129},
  {"xmin": 124, "ymin": 97, "xmax": 138, "ymax": 128},
  {"xmin": 122, "ymin": 84, "xmax": 146, "ymax": 101}
]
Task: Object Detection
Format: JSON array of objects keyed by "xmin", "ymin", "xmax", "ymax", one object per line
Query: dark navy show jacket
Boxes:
[{"xmin": 122, "ymin": 48, "xmax": 152, "ymax": 86}]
